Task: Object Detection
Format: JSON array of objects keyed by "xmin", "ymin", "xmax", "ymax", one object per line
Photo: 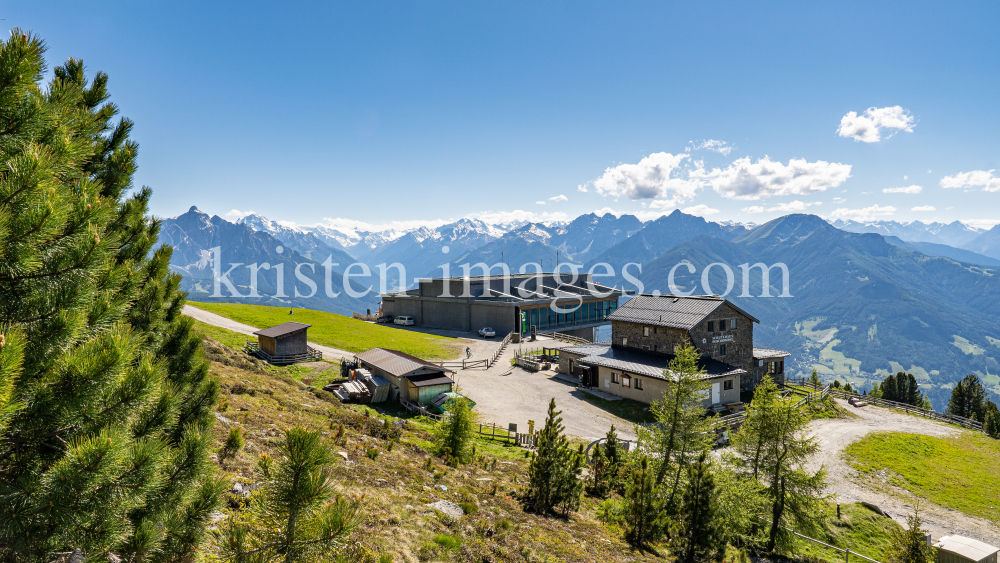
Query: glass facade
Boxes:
[{"xmin": 522, "ymin": 298, "xmax": 619, "ymax": 332}]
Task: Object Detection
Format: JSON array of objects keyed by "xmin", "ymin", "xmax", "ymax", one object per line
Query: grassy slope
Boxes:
[
  {"xmin": 188, "ymin": 302, "xmax": 462, "ymax": 360},
  {"xmin": 844, "ymin": 432, "xmax": 1000, "ymax": 522},
  {"xmin": 202, "ymin": 335, "xmax": 662, "ymax": 563},
  {"xmin": 788, "ymin": 503, "xmax": 902, "ymax": 563}
]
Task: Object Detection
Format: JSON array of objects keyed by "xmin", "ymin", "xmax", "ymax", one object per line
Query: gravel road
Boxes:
[{"xmin": 807, "ymin": 399, "xmax": 1000, "ymax": 545}]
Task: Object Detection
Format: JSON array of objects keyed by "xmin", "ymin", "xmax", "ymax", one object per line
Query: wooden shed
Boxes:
[
  {"xmin": 246, "ymin": 322, "xmax": 322, "ymax": 365},
  {"xmin": 935, "ymin": 536, "xmax": 999, "ymax": 563},
  {"xmin": 354, "ymin": 347, "xmax": 454, "ymax": 405}
]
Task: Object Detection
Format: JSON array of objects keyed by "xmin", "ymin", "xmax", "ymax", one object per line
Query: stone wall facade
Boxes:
[{"xmin": 686, "ymin": 303, "xmax": 755, "ymax": 372}]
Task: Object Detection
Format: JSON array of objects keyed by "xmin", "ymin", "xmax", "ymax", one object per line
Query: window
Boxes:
[
  {"xmin": 612, "ymin": 372, "xmax": 619, "ymax": 384},
  {"xmin": 730, "ymin": 319, "xmax": 737, "ymax": 330},
  {"xmin": 724, "ymin": 379, "xmax": 733, "ymax": 390},
  {"xmin": 635, "ymin": 378, "xmax": 643, "ymax": 390},
  {"xmin": 719, "ymin": 344, "xmax": 727, "ymax": 356},
  {"xmin": 643, "ymin": 326, "xmax": 650, "ymax": 337},
  {"xmin": 622, "ymin": 337, "xmax": 628, "ymax": 346},
  {"xmin": 707, "ymin": 321, "xmax": 715, "ymax": 332},
  {"xmin": 622, "ymin": 376, "xmax": 631, "ymax": 388}
]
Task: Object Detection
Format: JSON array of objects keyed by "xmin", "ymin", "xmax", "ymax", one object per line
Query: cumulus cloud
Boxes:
[
  {"xmin": 833, "ymin": 197, "xmax": 847, "ymax": 203},
  {"xmin": 830, "ymin": 205, "xmax": 897, "ymax": 221},
  {"xmin": 681, "ymin": 204, "xmax": 720, "ymax": 216},
  {"xmin": 535, "ymin": 201, "xmax": 546, "ymax": 205},
  {"xmin": 883, "ymin": 185, "xmax": 923, "ymax": 194},
  {"xmin": 693, "ymin": 156, "xmax": 851, "ymax": 200},
  {"xmin": 940, "ymin": 170, "xmax": 1000, "ymax": 192},
  {"xmin": 649, "ymin": 199, "xmax": 677, "ymax": 210},
  {"xmin": 577, "ymin": 184, "xmax": 588, "ymax": 192},
  {"xmin": 911, "ymin": 205, "xmax": 936, "ymax": 211},
  {"xmin": 837, "ymin": 106, "xmax": 915, "ymax": 143},
  {"xmin": 593, "ymin": 207, "xmax": 621, "ymax": 217},
  {"xmin": 688, "ymin": 139, "xmax": 734, "ymax": 156},
  {"xmin": 548, "ymin": 194, "xmax": 568, "ymax": 202},
  {"xmin": 225, "ymin": 209, "xmax": 256, "ymax": 218},
  {"xmin": 590, "ymin": 152, "xmax": 699, "ymax": 204},
  {"xmin": 741, "ymin": 200, "xmax": 821, "ymax": 214}
]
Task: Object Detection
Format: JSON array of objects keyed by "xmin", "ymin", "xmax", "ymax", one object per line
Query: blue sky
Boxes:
[{"xmin": 8, "ymin": 1, "xmax": 1000, "ymax": 231}]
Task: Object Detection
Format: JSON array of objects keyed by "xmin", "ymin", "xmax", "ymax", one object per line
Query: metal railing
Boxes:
[
  {"xmin": 550, "ymin": 332, "xmax": 592, "ymax": 345},
  {"xmin": 757, "ymin": 516, "xmax": 884, "ymax": 563},
  {"xmin": 785, "ymin": 377, "xmax": 984, "ymax": 433}
]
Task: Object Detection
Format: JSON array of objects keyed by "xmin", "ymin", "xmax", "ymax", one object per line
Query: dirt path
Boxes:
[{"xmin": 807, "ymin": 399, "xmax": 1000, "ymax": 545}]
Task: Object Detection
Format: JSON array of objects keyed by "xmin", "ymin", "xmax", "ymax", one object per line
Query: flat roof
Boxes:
[
  {"xmin": 406, "ymin": 373, "xmax": 455, "ymax": 388},
  {"xmin": 934, "ymin": 536, "xmax": 999, "ymax": 561},
  {"xmin": 253, "ymin": 322, "xmax": 311, "ymax": 338}
]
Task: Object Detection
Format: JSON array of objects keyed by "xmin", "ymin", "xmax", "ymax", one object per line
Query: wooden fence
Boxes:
[
  {"xmin": 785, "ymin": 377, "xmax": 984, "ymax": 433},
  {"xmin": 793, "ymin": 384, "xmax": 831, "ymax": 408},
  {"xmin": 352, "ymin": 312, "xmax": 380, "ymax": 321},
  {"xmin": 425, "ymin": 332, "xmax": 514, "ymax": 371}
]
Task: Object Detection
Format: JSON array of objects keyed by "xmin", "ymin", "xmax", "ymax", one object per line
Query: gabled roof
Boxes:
[
  {"xmin": 355, "ymin": 347, "xmax": 452, "ymax": 378},
  {"xmin": 253, "ymin": 322, "xmax": 311, "ymax": 338},
  {"xmin": 563, "ymin": 344, "xmax": 745, "ymax": 381},
  {"xmin": 608, "ymin": 294, "xmax": 759, "ymax": 330}
]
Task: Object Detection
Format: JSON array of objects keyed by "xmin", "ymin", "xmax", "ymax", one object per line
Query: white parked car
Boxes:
[
  {"xmin": 394, "ymin": 316, "xmax": 415, "ymax": 326},
  {"xmin": 478, "ymin": 327, "xmax": 496, "ymax": 338}
]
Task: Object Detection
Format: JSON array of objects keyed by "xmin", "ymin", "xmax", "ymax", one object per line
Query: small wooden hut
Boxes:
[{"xmin": 245, "ymin": 322, "xmax": 322, "ymax": 365}]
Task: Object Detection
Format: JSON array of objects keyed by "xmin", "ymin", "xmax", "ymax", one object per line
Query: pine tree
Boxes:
[
  {"xmin": 881, "ymin": 373, "xmax": 899, "ymax": 402},
  {"xmin": 589, "ymin": 439, "xmax": 609, "ymax": 497},
  {"xmin": 0, "ymin": 31, "xmax": 221, "ymax": 561},
  {"xmin": 214, "ymin": 428, "xmax": 361, "ymax": 563},
  {"xmin": 728, "ymin": 376, "xmax": 826, "ymax": 552},
  {"xmin": 638, "ymin": 344, "xmax": 711, "ymax": 511},
  {"xmin": 625, "ymin": 456, "xmax": 666, "ymax": 546},
  {"xmin": 670, "ymin": 452, "xmax": 725, "ymax": 563},
  {"xmin": 886, "ymin": 506, "xmax": 933, "ymax": 563},
  {"xmin": 434, "ymin": 396, "xmax": 476, "ymax": 466},
  {"xmin": 527, "ymin": 399, "xmax": 583, "ymax": 516},
  {"xmin": 603, "ymin": 425, "xmax": 625, "ymax": 494},
  {"xmin": 984, "ymin": 401, "xmax": 1000, "ymax": 439},
  {"xmin": 948, "ymin": 375, "xmax": 988, "ymax": 421}
]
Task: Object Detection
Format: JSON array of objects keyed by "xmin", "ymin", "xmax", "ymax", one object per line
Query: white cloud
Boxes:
[
  {"xmin": 548, "ymin": 194, "xmax": 568, "ymax": 202},
  {"xmin": 225, "ymin": 209, "xmax": 256, "ymax": 218},
  {"xmin": 577, "ymin": 184, "xmax": 588, "ymax": 193},
  {"xmin": 649, "ymin": 199, "xmax": 677, "ymax": 210},
  {"xmin": 593, "ymin": 207, "xmax": 621, "ymax": 217},
  {"xmin": 830, "ymin": 205, "xmax": 897, "ymax": 221},
  {"xmin": 940, "ymin": 169, "xmax": 1000, "ymax": 192},
  {"xmin": 904, "ymin": 175, "xmax": 908, "ymax": 180},
  {"xmin": 911, "ymin": 205, "xmax": 936, "ymax": 211},
  {"xmin": 837, "ymin": 106, "xmax": 915, "ymax": 143},
  {"xmin": 883, "ymin": 185, "xmax": 922, "ymax": 194},
  {"xmin": 963, "ymin": 219, "xmax": 1000, "ymax": 230},
  {"xmin": 833, "ymin": 197, "xmax": 847, "ymax": 203},
  {"xmin": 693, "ymin": 156, "xmax": 851, "ymax": 200},
  {"xmin": 590, "ymin": 152, "xmax": 699, "ymax": 204},
  {"xmin": 740, "ymin": 200, "xmax": 820, "ymax": 214},
  {"xmin": 535, "ymin": 201, "xmax": 546, "ymax": 205},
  {"xmin": 466, "ymin": 209, "xmax": 569, "ymax": 224},
  {"xmin": 317, "ymin": 216, "xmax": 453, "ymax": 233},
  {"xmin": 681, "ymin": 204, "xmax": 720, "ymax": 216},
  {"xmin": 689, "ymin": 139, "xmax": 734, "ymax": 156}
]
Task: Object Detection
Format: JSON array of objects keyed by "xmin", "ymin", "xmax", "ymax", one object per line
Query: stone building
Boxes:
[
  {"xmin": 381, "ymin": 273, "xmax": 628, "ymax": 341},
  {"xmin": 558, "ymin": 294, "xmax": 789, "ymax": 407}
]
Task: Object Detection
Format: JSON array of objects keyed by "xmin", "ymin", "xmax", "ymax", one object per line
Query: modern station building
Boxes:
[
  {"xmin": 380, "ymin": 273, "xmax": 629, "ymax": 341},
  {"xmin": 559, "ymin": 294, "xmax": 790, "ymax": 407}
]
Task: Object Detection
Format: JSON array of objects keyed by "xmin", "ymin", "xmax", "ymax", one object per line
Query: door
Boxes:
[{"xmin": 712, "ymin": 382, "xmax": 721, "ymax": 405}]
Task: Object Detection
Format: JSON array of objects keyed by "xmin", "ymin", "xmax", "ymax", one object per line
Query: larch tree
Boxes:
[
  {"xmin": 886, "ymin": 506, "xmax": 934, "ymax": 563},
  {"xmin": 947, "ymin": 374, "xmax": 988, "ymax": 421},
  {"xmin": 434, "ymin": 396, "xmax": 476, "ymax": 466},
  {"xmin": 637, "ymin": 344, "xmax": 711, "ymax": 511},
  {"xmin": 0, "ymin": 31, "xmax": 221, "ymax": 561},
  {"xmin": 625, "ymin": 456, "xmax": 666, "ymax": 547},
  {"xmin": 727, "ymin": 376, "xmax": 826, "ymax": 553}
]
